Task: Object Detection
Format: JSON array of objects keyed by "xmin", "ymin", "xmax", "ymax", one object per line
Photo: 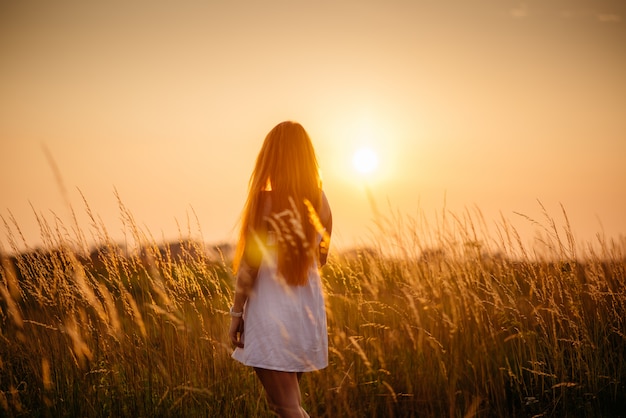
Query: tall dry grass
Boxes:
[{"xmin": 1, "ymin": 199, "xmax": 625, "ymax": 417}]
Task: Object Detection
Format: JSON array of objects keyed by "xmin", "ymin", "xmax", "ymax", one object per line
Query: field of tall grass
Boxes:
[{"xmin": 1, "ymin": 199, "xmax": 625, "ymax": 417}]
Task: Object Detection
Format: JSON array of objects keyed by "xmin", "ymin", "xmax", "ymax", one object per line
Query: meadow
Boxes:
[{"xmin": 1, "ymin": 200, "xmax": 625, "ymax": 417}]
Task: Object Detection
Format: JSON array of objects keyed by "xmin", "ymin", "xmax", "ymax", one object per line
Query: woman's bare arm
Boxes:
[{"xmin": 232, "ymin": 261, "xmax": 257, "ymax": 312}]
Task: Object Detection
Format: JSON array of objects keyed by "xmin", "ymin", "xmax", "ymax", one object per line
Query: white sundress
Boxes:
[{"xmin": 231, "ymin": 236, "xmax": 328, "ymax": 372}]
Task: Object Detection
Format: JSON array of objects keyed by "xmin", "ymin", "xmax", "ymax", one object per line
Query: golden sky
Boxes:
[{"xmin": 1, "ymin": 0, "xmax": 625, "ymax": 252}]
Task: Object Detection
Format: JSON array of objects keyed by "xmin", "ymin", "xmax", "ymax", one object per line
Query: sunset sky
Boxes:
[{"xmin": 1, "ymin": 0, "xmax": 625, "ymax": 253}]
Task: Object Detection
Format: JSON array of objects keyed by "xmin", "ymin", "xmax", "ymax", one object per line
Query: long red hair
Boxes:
[{"xmin": 234, "ymin": 121, "xmax": 322, "ymax": 286}]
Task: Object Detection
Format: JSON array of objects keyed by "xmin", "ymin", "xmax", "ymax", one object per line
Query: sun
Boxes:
[{"xmin": 352, "ymin": 147, "xmax": 379, "ymax": 175}]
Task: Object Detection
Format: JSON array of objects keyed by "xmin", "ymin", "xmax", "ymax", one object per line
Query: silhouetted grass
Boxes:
[{"xmin": 1, "ymin": 200, "xmax": 624, "ymax": 417}]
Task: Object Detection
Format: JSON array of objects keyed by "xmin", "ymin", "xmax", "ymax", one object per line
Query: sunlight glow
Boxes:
[{"xmin": 352, "ymin": 147, "xmax": 379, "ymax": 175}]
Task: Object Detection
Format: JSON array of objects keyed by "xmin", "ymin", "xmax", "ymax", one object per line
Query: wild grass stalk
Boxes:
[{"xmin": 0, "ymin": 199, "xmax": 624, "ymax": 417}]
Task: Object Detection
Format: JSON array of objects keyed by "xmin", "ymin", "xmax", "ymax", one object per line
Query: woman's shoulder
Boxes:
[
  {"xmin": 319, "ymin": 190, "xmax": 332, "ymax": 225},
  {"xmin": 321, "ymin": 190, "xmax": 330, "ymax": 208}
]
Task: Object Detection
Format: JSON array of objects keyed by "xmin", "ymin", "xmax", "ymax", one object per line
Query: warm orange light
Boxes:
[{"xmin": 352, "ymin": 147, "xmax": 379, "ymax": 175}]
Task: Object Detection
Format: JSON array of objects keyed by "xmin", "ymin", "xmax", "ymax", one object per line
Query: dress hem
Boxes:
[{"xmin": 231, "ymin": 353, "xmax": 328, "ymax": 373}]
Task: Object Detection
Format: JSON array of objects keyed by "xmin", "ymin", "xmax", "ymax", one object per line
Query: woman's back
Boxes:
[{"xmin": 231, "ymin": 192, "xmax": 329, "ymax": 372}]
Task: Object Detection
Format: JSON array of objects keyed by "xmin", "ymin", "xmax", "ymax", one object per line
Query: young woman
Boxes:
[{"xmin": 229, "ymin": 121, "xmax": 332, "ymax": 417}]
